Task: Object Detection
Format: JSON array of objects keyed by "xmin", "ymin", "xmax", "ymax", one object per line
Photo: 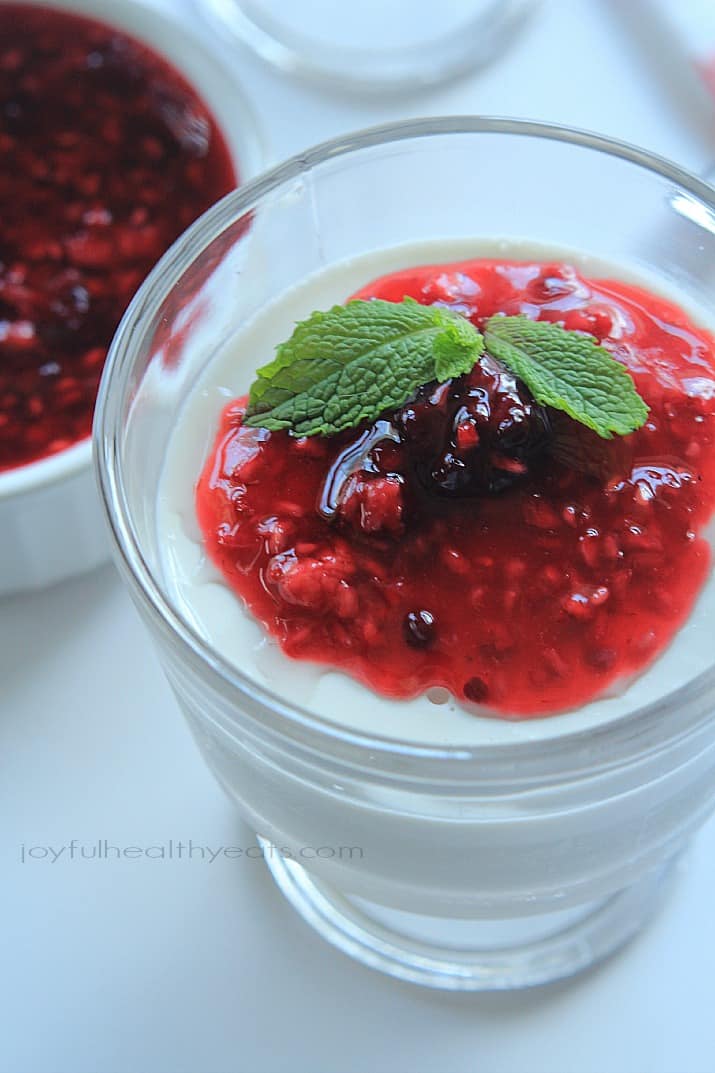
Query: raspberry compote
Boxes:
[
  {"xmin": 0, "ymin": 4, "xmax": 236, "ymax": 474},
  {"xmin": 196, "ymin": 259, "xmax": 715, "ymax": 717}
]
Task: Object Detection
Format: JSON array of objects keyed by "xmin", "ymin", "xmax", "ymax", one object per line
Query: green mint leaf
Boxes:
[
  {"xmin": 484, "ymin": 314, "xmax": 648, "ymax": 439},
  {"xmin": 244, "ymin": 297, "xmax": 484, "ymax": 437}
]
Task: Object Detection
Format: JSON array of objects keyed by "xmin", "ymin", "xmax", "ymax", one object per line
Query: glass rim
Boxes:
[{"xmin": 94, "ymin": 116, "xmax": 715, "ymax": 778}]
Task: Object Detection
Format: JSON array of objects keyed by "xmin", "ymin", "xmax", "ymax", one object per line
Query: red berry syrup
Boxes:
[
  {"xmin": 0, "ymin": 4, "xmax": 237, "ymax": 473},
  {"xmin": 197, "ymin": 260, "xmax": 715, "ymax": 717}
]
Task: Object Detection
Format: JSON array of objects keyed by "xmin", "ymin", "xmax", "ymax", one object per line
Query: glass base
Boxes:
[{"xmin": 259, "ymin": 838, "xmax": 678, "ymax": 990}]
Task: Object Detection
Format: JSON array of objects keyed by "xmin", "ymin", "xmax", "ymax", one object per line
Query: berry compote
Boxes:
[
  {"xmin": 0, "ymin": 4, "xmax": 236, "ymax": 473},
  {"xmin": 196, "ymin": 259, "xmax": 715, "ymax": 716}
]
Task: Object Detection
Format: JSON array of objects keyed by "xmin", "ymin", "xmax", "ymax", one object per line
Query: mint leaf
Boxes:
[
  {"xmin": 243, "ymin": 296, "xmax": 649, "ymax": 443},
  {"xmin": 244, "ymin": 298, "xmax": 483, "ymax": 437},
  {"xmin": 484, "ymin": 314, "xmax": 648, "ymax": 439}
]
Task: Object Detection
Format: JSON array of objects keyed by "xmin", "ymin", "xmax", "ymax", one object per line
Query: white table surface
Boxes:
[{"xmin": 3, "ymin": 2, "xmax": 715, "ymax": 1071}]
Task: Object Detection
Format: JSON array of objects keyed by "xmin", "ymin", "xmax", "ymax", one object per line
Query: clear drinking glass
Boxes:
[
  {"xmin": 94, "ymin": 118, "xmax": 715, "ymax": 990},
  {"xmin": 198, "ymin": 0, "xmax": 538, "ymax": 93}
]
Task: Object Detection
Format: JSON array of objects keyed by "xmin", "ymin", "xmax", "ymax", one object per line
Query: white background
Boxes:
[{"xmin": 3, "ymin": 1, "xmax": 715, "ymax": 1071}]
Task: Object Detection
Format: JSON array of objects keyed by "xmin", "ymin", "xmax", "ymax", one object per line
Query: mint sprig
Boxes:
[
  {"xmin": 244, "ymin": 298, "xmax": 483, "ymax": 437},
  {"xmin": 244, "ymin": 298, "xmax": 648, "ymax": 440}
]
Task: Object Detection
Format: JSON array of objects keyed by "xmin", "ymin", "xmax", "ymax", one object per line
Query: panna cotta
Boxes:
[{"xmin": 157, "ymin": 240, "xmax": 715, "ymax": 746}]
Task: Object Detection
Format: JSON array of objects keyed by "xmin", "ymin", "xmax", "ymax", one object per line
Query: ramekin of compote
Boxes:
[
  {"xmin": 94, "ymin": 118, "xmax": 715, "ymax": 990},
  {"xmin": 0, "ymin": 0, "xmax": 263, "ymax": 594}
]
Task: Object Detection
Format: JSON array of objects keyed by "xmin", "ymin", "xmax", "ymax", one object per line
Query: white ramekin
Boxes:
[{"xmin": 0, "ymin": 0, "xmax": 264, "ymax": 596}]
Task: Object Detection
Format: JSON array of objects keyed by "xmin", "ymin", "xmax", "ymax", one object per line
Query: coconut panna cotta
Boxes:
[
  {"xmin": 98, "ymin": 121, "xmax": 715, "ymax": 988},
  {"xmin": 157, "ymin": 239, "xmax": 715, "ymax": 747}
]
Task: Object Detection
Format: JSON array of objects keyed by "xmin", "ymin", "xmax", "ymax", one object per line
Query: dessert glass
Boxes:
[{"xmin": 94, "ymin": 118, "xmax": 715, "ymax": 990}]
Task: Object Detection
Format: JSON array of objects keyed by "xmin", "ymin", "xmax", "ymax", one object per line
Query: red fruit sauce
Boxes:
[
  {"xmin": 0, "ymin": 4, "xmax": 236, "ymax": 473},
  {"xmin": 196, "ymin": 260, "xmax": 715, "ymax": 717}
]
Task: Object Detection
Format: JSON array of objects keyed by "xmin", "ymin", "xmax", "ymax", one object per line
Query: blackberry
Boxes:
[
  {"xmin": 397, "ymin": 353, "xmax": 551, "ymax": 497},
  {"xmin": 320, "ymin": 353, "xmax": 551, "ymax": 539}
]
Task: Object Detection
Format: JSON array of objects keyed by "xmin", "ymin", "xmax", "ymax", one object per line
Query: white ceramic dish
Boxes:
[{"xmin": 0, "ymin": 0, "xmax": 265, "ymax": 596}]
